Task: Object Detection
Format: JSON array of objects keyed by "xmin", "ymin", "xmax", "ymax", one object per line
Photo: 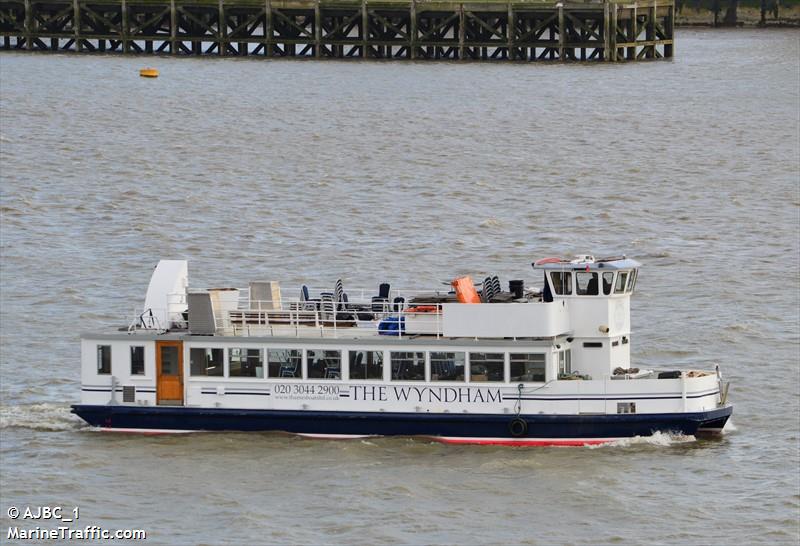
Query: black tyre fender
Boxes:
[{"xmin": 508, "ymin": 417, "xmax": 528, "ymax": 437}]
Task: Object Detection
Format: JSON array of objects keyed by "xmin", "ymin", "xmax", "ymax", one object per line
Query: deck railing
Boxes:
[
  {"xmin": 126, "ymin": 284, "xmax": 548, "ymax": 338},
  {"xmin": 218, "ymin": 286, "xmax": 451, "ymax": 338}
]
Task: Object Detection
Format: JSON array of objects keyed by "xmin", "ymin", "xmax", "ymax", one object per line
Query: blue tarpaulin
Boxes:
[{"xmin": 378, "ymin": 316, "xmax": 405, "ymax": 336}]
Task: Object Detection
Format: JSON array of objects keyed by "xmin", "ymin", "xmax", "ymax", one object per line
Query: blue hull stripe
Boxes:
[
  {"xmin": 82, "ymin": 387, "xmax": 156, "ymax": 393},
  {"xmin": 200, "ymin": 391, "xmax": 270, "ymax": 396},
  {"xmin": 71, "ymin": 405, "xmax": 733, "ymax": 440}
]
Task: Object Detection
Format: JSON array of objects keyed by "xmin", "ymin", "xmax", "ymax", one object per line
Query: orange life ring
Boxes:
[{"xmin": 407, "ymin": 305, "xmax": 439, "ymax": 313}]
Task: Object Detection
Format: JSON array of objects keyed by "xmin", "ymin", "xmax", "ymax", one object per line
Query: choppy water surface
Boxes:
[{"xmin": 1, "ymin": 29, "xmax": 799, "ymax": 545}]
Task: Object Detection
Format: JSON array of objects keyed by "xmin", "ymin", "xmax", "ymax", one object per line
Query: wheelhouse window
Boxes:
[
  {"xmin": 349, "ymin": 350, "xmax": 383, "ymax": 380},
  {"xmin": 550, "ymin": 272, "xmax": 572, "ymax": 295},
  {"xmin": 469, "ymin": 353, "xmax": 504, "ymax": 382},
  {"xmin": 390, "ymin": 352, "xmax": 425, "ymax": 381},
  {"xmin": 627, "ymin": 269, "xmax": 638, "ymax": 293},
  {"xmin": 576, "ymin": 272, "xmax": 599, "ymax": 295},
  {"xmin": 229, "ymin": 348, "xmax": 264, "ymax": 378},
  {"xmin": 558, "ymin": 350, "xmax": 572, "ymax": 376},
  {"xmin": 307, "ymin": 349, "xmax": 341, "ymax": 380},
  {"xmin": 615, "ymin": 271, "xmax": 629, "ymax": 294},
  {"xmin": 130, "ymin": 346, "xmax": 145, "ymax": 375},
  {"xmin": 190, "ymin": 348, "xmax": 223, "ymax": 377},
  {"xmin": 97, "ymin": 345, "xmax": 111, "ymax": 375},
  {"xmin": 602, "ymin": 272, "xmax": 614, "ymax": 295},
  {"xmin": 509, "ymin": 353, "xmax": 545, "ymax": 382},
  {"xmin": 268, "ymin": 349, "xmax": 301, "ymax": 378},
  {"xmin": 430, "ymin": 352, "xmax": 465, "ymax": 381}
]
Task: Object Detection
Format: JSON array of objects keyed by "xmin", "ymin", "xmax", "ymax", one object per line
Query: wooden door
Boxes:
[{"xmin": 156, "ymin": 341, "xmax": 183, "ymax": 405}]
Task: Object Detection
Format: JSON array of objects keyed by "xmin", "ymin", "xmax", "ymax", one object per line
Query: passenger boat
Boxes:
[{"xmin": 71, "ymin": 256, "xmax": 733, "ymax": 446}]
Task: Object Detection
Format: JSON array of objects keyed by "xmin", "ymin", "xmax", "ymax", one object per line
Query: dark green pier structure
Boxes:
[{"xmin": 0, "ymin": 0, "xmax": 674, "ymax": 61}]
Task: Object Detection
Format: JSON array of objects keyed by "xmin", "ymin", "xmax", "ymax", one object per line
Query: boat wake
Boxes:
[
  {"xmin": 721, "ymin": 418, "xmax": 737, "ymax": 434},
  {"xmin": 586, "ymin": 431, "xmax": 697, "ymax": 449},
  {"xmin": 0, "ymin": 403, "xmax": 86, "ymax": 432}
]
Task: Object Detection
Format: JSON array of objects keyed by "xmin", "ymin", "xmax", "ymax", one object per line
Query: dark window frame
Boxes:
[
  {"xmin": 469, "ymin": 352, "xmax": 505, "ymax": 383},
  {"xmin": 228, "ymin": 348, "xmax": 264, "ymax": 378},
  {"xmin": 130, "ymin": 345, "xmax": 145, "ymax": 375},
  {"xmin": 576, "ymin": 272, "xmax": 599, "ymax": 296},
  {"xmin": 267, "ymin": 349, "xmax": 302, "ymax": 379},
  {"xmin": 390, "ymin": 351, "xmax": 426, "ymax": 381},
  {"xmin": 190, "ymin": 347, "xmax": 224, "ymax": 377},
  {"xmin": 348, "ymin": 350, "xmax": 384, "ymax": 381},
  {"xmin": 509, "ymin": 353, "xmax": 546, "ymax": 382},
  {"xmin": 97, "ymin": 345, "xmax": 111, "ymax": 375},
  {"xmin": 307, "ymin": 349, "xmax": 342, "ymax": 380},
  {"xmin": 430, "ymin": 351, "xmax": 466, "ymax": 382}
]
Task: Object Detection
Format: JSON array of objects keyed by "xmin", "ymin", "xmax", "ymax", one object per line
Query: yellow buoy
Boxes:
[{"xmin": 139, "ymin": 67, "xmax": 159, "ymax": 78}]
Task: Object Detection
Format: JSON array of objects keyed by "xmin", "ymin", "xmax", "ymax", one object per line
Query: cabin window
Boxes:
[
  {"xmin": 97, "ymin": 345, "xmax": 111, "ymax": 375},
  {"xmin": 390, "ymin": 352, "xmax": 425, "ymax": 381},
  {"xmin": 615, "ymin": 272, "xmax": 629, "ymax": 294},
  {"xmin": 190, "ymin": 348, "xmax": 224, "ymax": 377},
  {"xmin": 229, "ymin": 348, "xmax": 264, "ymax": 378},
  {"xmin": 307, "ymin": 350, "xmax": 341, "ymax": 380},
  {"xmin": 469, "ymin": 353, "xmax": 504, "ymax": 382},
  {"xmin": 617, "ymin": 402, "xmax": 636, "ymax": 414},
  {"xmin": 576, "ymin": 272, "xmax": 599, "ymax": 295},
  {"xmin": 509, "ymin": 353, "xmax": 545, "ymax": 382},
  {"xmin": 130, "ymin": 346, "xmax": 145, "ymax": 375},
  {"xmin": 602, "ymin": 272, "xmax": 614, "ymax": 295},
  {"xmin": 583, "ymin": 342, "xmax": 603, "ymax": 348},
  {"xmin": 558, "ymin": 350, "xmax": 572, "ymax": 376},
  {"xmin": 268, "ymin": 349, "xmax": 301, "ymax": 378},
  {"xmin": 349, "ymin": 350, "xmax": 383, "ymax": 380},
  {"xmin": 550, "ymin": 272, "xmax": 572, "ymax": 295},
  {"xmin": 430, "ymin": 352, "xmax": 465, "ymax": 381},
  {"xmin": 627, "ymin": 269, "xmax": 638, "ymax": 293}
]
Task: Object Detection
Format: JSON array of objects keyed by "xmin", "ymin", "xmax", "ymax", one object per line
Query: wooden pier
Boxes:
[{"xmin": 0, "ymin": 0, "xmax": 674, "ymax": 61}]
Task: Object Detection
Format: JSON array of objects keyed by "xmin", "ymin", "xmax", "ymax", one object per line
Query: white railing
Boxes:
[
  {"xmin": 216, "ymin": 287, "xmax": 450, "ymax": 339},
  {"xmin": 128, "ymin": 284, "xmax": 545, "ymax": 338}
]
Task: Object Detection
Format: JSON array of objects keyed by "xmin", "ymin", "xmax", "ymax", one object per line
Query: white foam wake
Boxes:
[
  {"xmin": 586, "ymin": 431, "xmax": 697, "ymax": 449},
  {"xmin": 0, "ymin": 403, "xmax": 85, "ymax": 432},
  {"xmin": 721, "ymin": 418, "xmax": 737, "ymax": 434}
]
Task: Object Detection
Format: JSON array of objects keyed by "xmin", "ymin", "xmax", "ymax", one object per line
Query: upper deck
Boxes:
[{"xmin": 127, "ymin": 256, "xmax": 640, "ymax": 341}]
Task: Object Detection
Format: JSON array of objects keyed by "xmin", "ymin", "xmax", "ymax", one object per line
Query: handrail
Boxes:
[
  {"xmin": 160, "ymin": 285, "xmax": 544, "ymax": 338},
  {"xmin": 218, "ymin": 300, "xmax": 447, "ymax": 339}
]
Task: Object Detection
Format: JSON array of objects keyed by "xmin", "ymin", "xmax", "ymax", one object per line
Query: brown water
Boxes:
[{"xmin": 1, "ymin": 28, "xmax": 799, "ymax": 545}]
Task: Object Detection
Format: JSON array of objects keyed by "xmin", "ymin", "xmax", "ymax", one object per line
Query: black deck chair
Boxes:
[
  {"xmin": 334, "ymin": 279, "xmax": 345, "ymax": 310},
  {"xmin": 481, "ymin": 276, "xmax": 495, "ymax": 302},
  {"xmin": 491, "ymin": 276, "xmax": 502, "ymax": 295},
  {"xmin": 372, "ymin": 282, "xmax": 391, "ymax": 312},
  {"xmin": 301, "ymin": 285, "xmax": 320, "ymax": 311}
]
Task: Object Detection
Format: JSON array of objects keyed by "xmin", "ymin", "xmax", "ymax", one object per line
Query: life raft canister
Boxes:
[
  {"xmin": 508, "ymin": 417, "xmax": 528, "ymax": 437},
  {"xmin": 452, "ymin": 276, "xmax": 481, "ymax": 304}
]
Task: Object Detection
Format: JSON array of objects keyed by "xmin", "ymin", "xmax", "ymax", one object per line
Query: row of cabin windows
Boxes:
[
  {"xmin": 550, "ymin": 270, "xmax": 637, "ymax": 296},
  {"xmin": 190, "ymin": 348, "xmax": 548, "ymax": 383},
  {"xmin": 96, "ymin": 345, "xmax": 566, "ymax": 383},
  {"xmin": 96, "ymin": 345, "xmax": 144, "ymax": 375}
]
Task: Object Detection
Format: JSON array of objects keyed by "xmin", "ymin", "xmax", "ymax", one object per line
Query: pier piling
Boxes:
[{"xmin": 0, "ymin": 0, "xmax": 674, "ymax": 61}]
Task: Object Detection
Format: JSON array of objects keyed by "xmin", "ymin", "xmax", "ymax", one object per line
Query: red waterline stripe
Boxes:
[{"xmin": 433, "ymin": 437, "xmax": 621, "ymax": 446}]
